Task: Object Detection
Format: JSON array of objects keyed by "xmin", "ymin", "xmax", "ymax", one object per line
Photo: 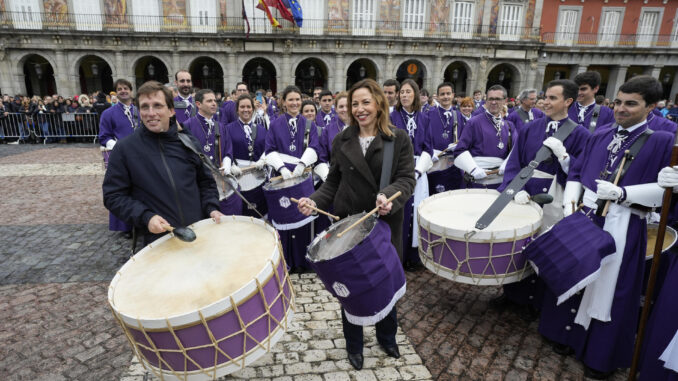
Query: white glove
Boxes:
[
  {"xmin": 471, "ymin": 167, "xmax": 487, "ymax": 180},
  {"xmin": 292, "ymin": 163, "xmax": 306, "ymax": 177},
  {"xmin": 514, "ymin": 190, "xmax": 530, "ymax": 204},
  {"xmin": 105, "ymin": 139, "xmax": 116, "ymax": 150},
  {"xmin": 280, "ymin": 167, "xmax": 293, "ymax": 180},
  {"xmin": 498, "ymin": 157, "xmax": 508, "ymax": 175},
  {"xmin": 314, "ymin": 162, "xmax": 329, "ymax": 182},
  {"xmin": 415, "ymin": 151, "xmax": 434, "ymax": 174},
  {"xmin": 658, "ymin": 166, "xmax": 678, "ymax": 189},
  {"xmin": 231, "ymin": 164, "xmax": 242, "ymax": 177},
  {"xmin": 265, "ymin": 151, "xmax": 285, "ymax": 172},
  {"xmin": 255, "ymin": 156, "xmax": 266, "ymax": 170},
  {"xmin": 543, "ymin": 137, "xmax": 567, "ymax": 160},
  {"xmin": 299, "ymin": 148, "xmax": 318, "ymax": 167},
  {"xmin": 447, "ymin": 142, "xmax": 457, "ymax": 151},
  {"xmin": 221, "ymin": 157, "xmax": 232, "ymax": 176},
  {"xmin": 562, "ymin": 181, "xmax": 583, "ymax": 217},
  {"xmin": 649, "ymin": 212, "xmax": 661, "ymax": 224},
  {"xmin": 595, "ymin": 179, "xmax": 623, "ymax": 201}
]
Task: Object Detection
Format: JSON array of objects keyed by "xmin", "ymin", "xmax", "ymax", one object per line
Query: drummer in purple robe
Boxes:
[
  {"xmin": 454, "ymin": 85, "xmax": 517, "ymax": 190},
  {"xmin": 506, "ymin": 88, "xmax": 544, "ymax": 133},
  {"xmin": 539, "ymin": 75, "xmax": 673, "ymax": 380},
  {"xmin": 426, "ymin": 82, "xmax": 465, "ymax": 194},
  {"xmin": 264, "ymin": 85, "xmax": 320, "ymax": 273},
  {"xmin": 220, "ymin": 83, "xmax": 250, "ymax": 126},
  {"xmin": 390, "ymin": 79, "xmax": 434, "ymax": 272},
  {"xmin": 224, "ymin": 94, "xmax": 268, "ymax": 217},
  {"xmin": 315, "ymin": 90, "xmax": 336, "ymax": 128},
  {"xmin": 496, "ymin": 79, "xmax": 590, "ymax": 318},
  {"xmin": 182, "ymin": 89, "xmax": 242, "ymax": 216},
  {"xmin": 99, "ymin": 79, "xmax": 140, "ymax": 237},
  {"xmin": 568, "ymin": 71, "xmax": 615, "ymax": 133},
  {"xmin": 173, "ymin": 70, "xmax": 196, "ymax": 125},
  {"xmin": 297, "ymin": 78, "xmax": 415, "ymax": 371}
]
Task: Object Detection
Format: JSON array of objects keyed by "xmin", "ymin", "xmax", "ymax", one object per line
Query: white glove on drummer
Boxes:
[
  {"xmin": 470, "ymin": 167, "xmax": 487, "ymax": 180},
  {"xmin": 292, "ymin": 163, "xmax": 306, "ymax": 177},
  {"xmin": 543, "ymin": 137, "xmax": 567, "ymax": 160},
  {"xmin": 279, "ymin": 167, "xmax": 293, "ymax": 180},
  {"xmin": 514, "ymin": 190, "xmax": 530, "ymax": 204},
  {"xmin": 231, "ymin": 163, "xmax": 242, "ymax": 177},
  {"xmin": 221, "ymin": 157, "xmax": 233, "ymax": 176},
  {"xmin": 314, "ymin": 162, "xmax": 329, "ymax": 182},
  {"xmin": 658, "ymin": 166, "xmax": 678, "ymax": 191},
  {"xmin": 562, "ymin": 181, "xmax": 583, "ymax": 217},
  {"xmin": 105, "ymin": 139, "xmax": 116, "ymax": 150},
  {"xmin": 455, "ymin": 151, "xmax": 486, "ymax": 180},
  {"xmin": 595, "ymin": 179, "xmax": 623, "ymax": 201},
  {"xmin": 254, "ymin": 155, "xmax": 266, "ymax": 170}
]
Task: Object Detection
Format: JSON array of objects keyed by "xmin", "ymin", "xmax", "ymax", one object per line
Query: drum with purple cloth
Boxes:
[
  {"xmin": 108, "ymin": 216, "xmax": 294, "ymax": 380},
  {"xmin": 522, "ymin": 212, "xmax": 617, "ymax": 305},
  {"xmin": 263, "ymin": 171, "xmax": 316, "ymax": 228},
  {"xmin": 417, "ymin": 188, "xmax": 542, "ymax": 285},
  {"xmin": 427, "ymin": 155, "xmax": 460, "ymax": 195},
  {"xmin": 100, "ymin": 146, "xmax": 111, "ymax": 169},
  {"xmin": 307, "ymin": 213, "xmax": 406, "ymax": 326},
  {"xmin": 238, "ymin": 167, "xmax": 268, "ymax": 217}
]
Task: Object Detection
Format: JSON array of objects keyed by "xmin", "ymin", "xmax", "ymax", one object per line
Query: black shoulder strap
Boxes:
[
  {"xmin": 251, "ymin": 122, "xmax": 258, "ymax": 141},
  {"xmin": 452, "ymin": 110, "xmax": 458, "ymax": 141},
  {"xmin": 304, "ymin": 119, "xmax": 312, "ymax": 149},
  {"xmin": 589, "ymin": 104, "xmax": 601, "ymax": 132},
  {"xmin": 517, "ymin": 108, "xmax": 530, "ymax": 124},
  {"xmin": 380, "ymin": 137, "xmax": 395, "ymax": 190}
]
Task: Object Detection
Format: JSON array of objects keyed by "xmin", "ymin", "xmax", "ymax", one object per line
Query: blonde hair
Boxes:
[
  {"xmin": 347, "ymin": 79, "xmax": 394, "ymax": 137},
  {"xmin": 334, "ymin": 91, "xmax": 348, "ymax": 107},
  {"xmin": 79, "ymin": 94, "xmax": 91, "ymax": 107}
]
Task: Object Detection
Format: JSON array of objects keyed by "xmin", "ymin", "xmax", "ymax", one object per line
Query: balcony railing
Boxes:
[
  {"xmin": 542, "ymin": 31, "xmax": 678, "ymax": 49},
  {"xmin": 0, "ymin": 11, "xmax": 541, "ymax": 41}
]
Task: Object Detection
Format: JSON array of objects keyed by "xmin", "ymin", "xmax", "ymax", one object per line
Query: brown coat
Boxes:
[{"xmin": 310, "ymin": 124, "xmax": 416, "ymax": 259}]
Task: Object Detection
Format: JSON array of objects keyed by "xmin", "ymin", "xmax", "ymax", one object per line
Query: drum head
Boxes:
[
  {"xmin": 238, "ymin": 167, "xmax": 267, "ymax": 191},
  {"xmin": 646, "ymin": 224, "xmax": 678, "ymax": 259},
  {"xmin": 307, "ymin": 213, "xmax": 376, "ymax": 263},
  {"xmin": 428, "ymin": 155, "xmax": 454, "ymax": 173},
  {"xmin": 263, "ymin": 171, "xmax": 312, "ymax": 191}
]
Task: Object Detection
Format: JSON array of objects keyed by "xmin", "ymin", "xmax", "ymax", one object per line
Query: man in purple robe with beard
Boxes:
[{"xmin": 173, "ymin": 70, "xmax": 196, "ymax": 125}]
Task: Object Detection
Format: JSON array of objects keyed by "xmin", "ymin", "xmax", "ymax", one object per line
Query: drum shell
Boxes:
[
  {"xmin": 263, "ymin": 173, "xmax": 315, "ymax": 226},
  {"xmin": 307, "ymin": 219, "xmax": 406, "ymax": 326},
  {"xmin": 427, "ymin": 156, "xmax": 463, "ymax": 195},
  {"xmin": 241, "ymin": 186, "xmax": 268, "ymax": 217}
]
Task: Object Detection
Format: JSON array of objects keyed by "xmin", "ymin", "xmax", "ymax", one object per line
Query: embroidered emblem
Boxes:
[
  {"xmin": 279, "ymin": 196, "xmax": 291, "ymax": 209},
  {"xmin": 332, "ymin": 282, "xmax": 350, "ymax": 298},
  {"xmin": 436, "ymin": 184, "xmax": 445, "ymax": 193}
]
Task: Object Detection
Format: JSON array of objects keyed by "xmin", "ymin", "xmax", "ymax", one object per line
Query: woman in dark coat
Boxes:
[{"xmin": 297, "ymin": 78, "xmax": 415, "ymax": 370}]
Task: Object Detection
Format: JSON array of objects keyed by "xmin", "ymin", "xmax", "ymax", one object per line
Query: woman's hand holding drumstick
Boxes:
[{"xmin": 293, "ymin": 198, "xmax": 340, "ymax": 220}]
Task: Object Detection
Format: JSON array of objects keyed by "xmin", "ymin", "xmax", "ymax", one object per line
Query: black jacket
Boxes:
[{"xmin": 103, "ymin": 122, "xmax": 220, "ymax": 243}]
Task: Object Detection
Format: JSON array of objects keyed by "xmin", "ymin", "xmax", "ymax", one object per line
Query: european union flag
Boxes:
[{"xmin": 287, "ymin": 0, "xmax": 303, "ymax": 27}]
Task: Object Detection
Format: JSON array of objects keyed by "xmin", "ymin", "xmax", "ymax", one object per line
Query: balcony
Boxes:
[
  {"xmin": 0, "ymin": 11, "xmax": 541, "ymax": 42},
  {"xmin": 542, "ymin": 31, "xmax": 678, "ymax": 49}
]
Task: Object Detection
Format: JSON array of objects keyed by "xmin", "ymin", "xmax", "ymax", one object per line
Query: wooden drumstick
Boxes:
[
  {"xmin": 601, "ymin": 150, "xmax": 630, "ymax": 217},
  {"xmin": 486, "ymin": 169, "xmax": 500, "ymax": 176},
  {"xmin": 336, "ymin": 191, "xmax": 402, "ymax": 238},
  {"xmin": 571, "ymin": 200, "xmax": 576, "ymax": 215},
  {"xmin": 269, "ymin": 167, "xmax": 312, "ymax": 182},
  {"xmin": 290, "ymin": 197, "xmax": 340, "ymax": 221}
]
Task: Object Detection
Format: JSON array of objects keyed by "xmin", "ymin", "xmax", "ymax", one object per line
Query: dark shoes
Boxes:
[
  {"xmin": 552, "ymin": 342, "xmax": 574, "ymax": 356},
  {"xmin": 403, "ymin": 260, "xmax": 423, "ymax": 272},
  {"xmin": 584, "ymin": 365, "xmax": 613, "ymax": 380},
  {"xmin": 347, "ymin": 353, "xmax": 363, "ymax": 370},
  {"xmin": 489, "ymin": 293, "xmax": 510, "ymax": 309},
  {"xmin": 381, "ymin": 344, "xmax": 400, "ymax": 359}
]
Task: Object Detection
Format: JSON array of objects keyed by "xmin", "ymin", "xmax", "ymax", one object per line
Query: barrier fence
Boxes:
[{"xmin": 0, "ymin": 112, "xmax": 99, "ymax": 143}]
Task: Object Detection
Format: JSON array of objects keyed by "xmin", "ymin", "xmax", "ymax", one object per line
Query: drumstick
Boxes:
[
  {"xmin": 486, "ymin": 169, "xmax": 500, "ymax": 176},
  {"xmin": 336, "ymin": 191, "xmax": 402, "ymax": 238},
  {"xmin": 239, "ymin": 165, "xmax": 257, "ymax": 173},
  {"xmin": 601, "ymin": 150, "xmax": 630, "ymax": 217},
  {"xmin": 571, "ymin": 200, "xmax": 576, "ymax": 215},
  {"xmin": 290, "ymin": 197, "xmax": 340, "ymax": 221},
  {"xmin": 269, "ymin": 167, "xmax": 312, "ymax": 182}
]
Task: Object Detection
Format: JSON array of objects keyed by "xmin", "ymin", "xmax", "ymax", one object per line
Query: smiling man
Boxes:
[
  {"xmin": 173, "ymin": 70, "xmax": 195, "ymax": 124},
  {"xmin": 568, "ymin": 71, "xmax": 614, "ymax": 132},
  {"xmin": 103, "ymin": 81, "xmax": 223, "ymax": 246}
]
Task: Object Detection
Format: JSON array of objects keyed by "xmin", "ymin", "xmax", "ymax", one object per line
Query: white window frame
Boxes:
[
  {"xmin": 73, "ymin": 1, "xmax": 102, "ymax": 31},
  {"xmin": 498, "ymin": 2, "xmax": 523, "ymax": 41},
  {"xmin": 9, "ymin": 0, "xmax": 42, "ymax": 30},
  {"xmin": 243, "ymin": 0, "xmax": 272, "ymax": 34},
  {"xmin": 299, "ymin": 0, "xmax": 325, "ymax": 36},
  {"xmin": 450, "ymin": 1, "xmax": 474, "ymax": 39},
  {"xmin": 671, "ymin": 8, "xmax": 678, "ymax": 48},
  {"xmin": 598, "ymin": 7, "xmax": 625, "ymax": 47},
  {"xmin": 352, "ymin": 0, "xmax": 377, "ymax": 36},
  {"xmin": 636, "ymin": 7, "xmax": 664, "ymax": 48},
  {"xmin": 190, "ymin": 0, "xmax": 217, "ymax": 33},
  {"xmin": 402, "ymin": 0, "xmax": 426, "ymax": 38},
  {"xmin": 132, "ymin": 0, "xmax": 161, "ymax": 33},
  {"xmin": 555, "ymin": 6, "xmax": 581, "ymax": 46}
]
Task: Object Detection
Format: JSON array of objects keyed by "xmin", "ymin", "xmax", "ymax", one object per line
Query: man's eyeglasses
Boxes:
[{"xmin": 487, "ymin": 97, "xmax": 505, "ymax": 102}]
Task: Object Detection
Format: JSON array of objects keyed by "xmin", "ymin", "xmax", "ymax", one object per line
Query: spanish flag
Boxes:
[{"xmin": 256, "ymin": 0, "xmax": 281, "ymax": 28}]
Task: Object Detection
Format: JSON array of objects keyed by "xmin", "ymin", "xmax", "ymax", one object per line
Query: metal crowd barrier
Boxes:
[{"xmin": 0, "ymin": 112, "xmax": 99, "ymax": 143}]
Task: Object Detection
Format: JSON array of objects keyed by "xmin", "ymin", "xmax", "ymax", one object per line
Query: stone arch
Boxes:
[
  {"xmin": 188, "ymin": 56, "xmax": 225, "ymax": 93},
  {"xmin": 442, "ymin": 60, "xmax": 474, "ymax": 96},
  {"xmin": 16, "ymin": 53, "xmax": 57, "ymax": 97},
  {"xmin": 132, "ymin": 55, "xmax": 171, "ymax": 90},
  {"xmin": 486, "ymin": 62, "xmax": 523, "ymax": 98},
  {"xmin": 242, "ymin": 57, "xmax": 278, "ymax": 94},
  {"xmin": 294, "ymin": 57, "xmax": 330, "ymax": 95},
  {"xmin": 395, "ymin": 58, "xmax": 429, "ymax": 90},
  {"xmin": 73, "ymin": 54, "xmax": 115, "ymax": 94},
  {"xmin": 345, "ymin": 58, "xmax": 380, "ymax": 90}
]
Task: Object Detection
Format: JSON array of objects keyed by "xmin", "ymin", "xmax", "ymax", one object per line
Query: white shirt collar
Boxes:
[
  {"xmin": 577, "ymin": 100, "xmax": 595, "ymax": 108},
  {"xmin": 618, "ymin": 119, "xmax": 647, "ymax": 134}
]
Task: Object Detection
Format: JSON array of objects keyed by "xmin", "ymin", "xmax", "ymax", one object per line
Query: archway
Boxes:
[
  {"xmin": 486, "ymin": 63, "xmax": 520, "ymax": 97},
  {"xmin": 78, "ymin": 55, "xmax": 113, "ymax": 94},
  {"xmin": 543, "ymin": 65, "xmax": 572, "ymax": 90},
  {"xmin": 242, "ymin": 58, "xmax": 277, "ymax": 94},
  {"xmin": 396, "ymin": 60, "xmax": 426, "ymax": 90},
  {"xmin": 586, "ymin": 65, "xmax": 610, "ymax": 97},
  {"xmin": 189, "ymin": 57, "xmax": 224, "ymax": 93},
  {"xmin": 346, "ymin": 59, "xmax": 378, "ymax": 90},
  {"xmin": 443, "ymin": 62, "xmax": 469, "ymax": 96},
  {"xmin": 295, "ymin": 58, "xmax": 328, "ymax": 95},
  {"xmin": 134, "ymin": 56, "xmax": 169, "ymax": 90},
  {"xmin": 22, "ymin": 55, "xmax": 56, "ymax": 97}
]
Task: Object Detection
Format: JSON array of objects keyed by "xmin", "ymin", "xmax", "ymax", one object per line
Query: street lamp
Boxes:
[
  {"xmin": 663, "ymin": 73, "xmax": 671, "ymax": 84},
  {"xmin": 309, "ymin": 65, "xmax": 316, "ymax": 78},
  {"xmin": 452, "ymin": 69, "xmax": 459, "ymax": 80},
  {"xmin": 202, "ymin": 64, "xmax": 209, "ymax": 77},
  {"xmin": 34, "ymin": 63, "xmax": 43, "ymax": 79},
  {"xmin": 256, "ymin": 65, "xmax": 263, "ymax": 77},
  {"xmin": 359, "ymin": 65, "xmax": 366, "ymax": 78},
  {"xmin": 554, "ymin": 71, "xmax": 561, "ymax": 80},
  {"xmin": 91, "ymin": 63, "xmax": 99, "ymax": 76},
  {"xmin": 498, "ymin": 70, "xmax": 505, "ymax": 82},
  {"xmin": 147, "ymin": 63, "xmax": 155, "ymax": 77}
]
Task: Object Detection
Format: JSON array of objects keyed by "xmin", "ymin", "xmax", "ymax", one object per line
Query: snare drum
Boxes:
[
  {"xmin": 427, "ymin": 155, "xmax": 462, "ymax": 195},
  {"xmin": 263, "ymin": 171, "xmax": 316, "ymax": 230},
  {"xmin": 417, "ymin": 189, "xmax": 542, "ymax": 285},
  {"xmin": 238, "ymin": 166, "xmax": 268, "ymax": 217},
  {"xmin": 108, "ymin": 216, "xmax": 294, "ymax": 381},
  {"xmin": 307, "ymin": 213, "xmax": 406, "ymax": 326}
]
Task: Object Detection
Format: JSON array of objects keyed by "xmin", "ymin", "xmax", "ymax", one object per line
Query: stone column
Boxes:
[
  {"xmin": 54, "ymin": 50, "xmax": 73, "ymax": 96},
  {"xmin": 532, "ymin": 0, "xmax": 545, "ymax": 30},
  {"xmin": 0, "ymin": 51, "xmax": 15, "ymax": 95},
  {"xmin": 334, "ymin": 53, "xmax": 344, "ymax": 93},
  {"xmin": 606, "ymin": 65, "xmax": 628, "ymax": 100},
  {"xmin": 432, "ymin": 56, "xmax": 443, "ymax": 91},
  {"xmin": 569, "ymin": 64, "xmax": 588, "ymax": 80},
  {"xmin": 481, "ymin": 0, "xmax": 493, "ymax": 37},
  {"xmin": 385, "ymin": 54, "xmax": 393, "ymax": 80},
  {"xmin": 534, "ymin": 62, "xmax": 548, "ymax": 90},
  {"xmin": 282, "ymin": 53, "xmax": 292, "ymax": 89},
  {"xmin": 643, "ymin": 65, "xmax": 663, "ymax": 79},
  {"xmin": 226, "ymin": 53, "xmax": 237, "ymax": 91},
  {"xmin": 669, "ymin": 73, "xmax": 678, "ymax": 105},
  {"xmin": 171, "ymin": 52, "xmax": 180, "ymax": 76}
]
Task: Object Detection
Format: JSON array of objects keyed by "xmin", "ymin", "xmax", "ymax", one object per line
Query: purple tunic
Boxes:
[
  {"xmin": 539, "ymin": 125, "xmax": 673, "ymax": 373},
  {"xmin": 453, "ymin": 113, "xmax": 516, "ymax": 160},
  {"xmin": 173, "ymin": 95, "xmax": 196, "ymax": 125},
  {"xmin": 316, "ymin": 109, "xmax": 336, "ymax": 128},
  {"xmin": 319, "ymin": 118, "xmax": 347, "ymax": 163},
  {"xmin": 648, "ymin": 112, "xmax": 678, "ymax": 134},
  {"xmin": 265, "ymin": 113, "xmax": 321, "ymax": 160},
  {"xmin": 568, "ymin": 103, "xmax": 615, "ymax": 132},
  {"xmin": 389, "ymin": 109, "xmax": 433, "ymax": 157},
  {"xmin": 427, "ymin": 106, "xmax": 465, "ymax": 150},
  {"xmin": 225, "ymin": 118, "xmax": 267, "ymax": 163},
  {"xmin": 506, "ymin": 107, "xmax": 545, "ymax": 133},
  {"xmin": 218, "ymin": 100, "xmax": 237, "ymax": 125},
  {"xmin": 266, "ymin": 98, "xmax": 278, "ymax": 117}
]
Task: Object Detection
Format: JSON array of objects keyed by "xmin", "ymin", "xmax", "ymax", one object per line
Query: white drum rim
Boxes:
[
  {"xmin": 417, "ymin": 188, "xmax": 543, "ymax": 242},
  {"xmin": 108, "ymin": 216, "xmax": 285, "ymax": 330},
  {"xmin": 646, "ymin": 224, "xmax": 678, "ymax": 259}
]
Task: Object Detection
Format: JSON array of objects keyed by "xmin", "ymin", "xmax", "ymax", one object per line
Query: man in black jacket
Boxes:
[{"xmin": 103, "ymin": 81, "xmax": 224, "ymax": 245}]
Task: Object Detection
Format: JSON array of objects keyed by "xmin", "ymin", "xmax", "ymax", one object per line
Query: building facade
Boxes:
[{"xmin": 0, "ymin": 0, "xmax": 676, "ymax": 101}]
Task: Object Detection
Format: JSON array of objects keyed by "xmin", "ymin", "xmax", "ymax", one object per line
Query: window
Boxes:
[
  {"xmin": 498, "ymin": 3, "xmax": 522, "ymax": 41},
  {"xmin": 352, "ymin": 0, "xmax": 377, "ymax": 36},
  {"xmin": 555, "ymin": 8, "xmax": 580, "ymax": 46},
  {"xmin": 73, "ymin": 1, "xmax": 102, "ymax": 31},
  {"xmin": 451, "ymin": 1, "xmax": 474, "ymax": 39},
  {"xmin": 599, "ymin": 8, "xmax": 623, "ymax": 47},
  {"xmin": 402, "ymin": 0, "xmax": 426, "ymax": 37},
  {"xmin": 637, "ymin": 9, "xmax": 662, "ymax": 47},
  {"xmin": 10, "ymin": 0, "xmax": 41, "ymax": 29},
  {"xmin": 243, "ymin": 0, "xmax": 272, "ymax": 34},
  {"xmin": 672, "ymin": 9, "xmax": 678, "ymax": 47},
  {"xmin": 299, "ymin": 0, "xmax": 324, "ymax": 36},
  {"xmin": 190, "ymin": 0, "xmax": 216, "ymax": 33},
  {"xmin": 133, "ymin": 0, "xmax": 161, "ymax": 32}
]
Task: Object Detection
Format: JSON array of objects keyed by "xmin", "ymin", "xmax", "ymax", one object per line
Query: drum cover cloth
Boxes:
[
  {"xmin": 307, "ymin": 216, "xmax": 406, "ymax": 326},
  {"xmin": 263, "ymin": 172, "xmax": 316, "ymax": 228}
]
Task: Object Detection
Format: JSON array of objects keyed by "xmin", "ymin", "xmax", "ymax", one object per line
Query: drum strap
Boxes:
[
  {"xmin": 380, "ymin": 139, "xmax": 395, "ymax": 190},
  {"xmin": 475, "ymin": 118, "xmax": 578, "ymax": 230},
  {"xmin": 589, "ymin": 104, "xmax": 601, "ymax": 133},
  {"xmin": 303, "ymin": 119, "xmax": 312, "ymax": 149},
  {"xmin": 517, "ymin": 108, "xmax": 530, "ymax": 124}
]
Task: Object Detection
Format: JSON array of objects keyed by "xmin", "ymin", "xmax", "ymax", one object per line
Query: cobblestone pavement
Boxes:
[{"xmin": 1, "ymin": 143, "xmax": 630, "ymax": 380}]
